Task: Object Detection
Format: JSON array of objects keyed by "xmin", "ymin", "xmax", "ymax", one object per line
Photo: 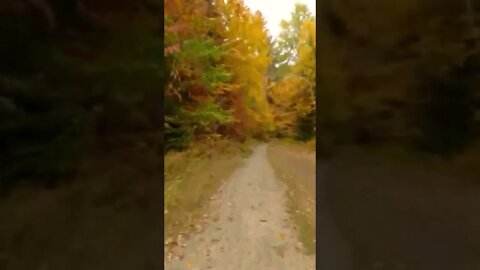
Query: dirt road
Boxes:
[{"xmin": 165, "ymin": 144, "xmax": 315, "ymax": 270}]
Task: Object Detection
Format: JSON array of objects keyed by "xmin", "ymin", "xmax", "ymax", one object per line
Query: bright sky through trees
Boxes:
[{"xmin": 243, "ymin": 0, "xmax": 316, "ymax": 37}]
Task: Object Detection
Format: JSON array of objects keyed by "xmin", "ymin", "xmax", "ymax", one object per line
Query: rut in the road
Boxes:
[{"xmin": 165, "ymin": 144, "xmax": 315, "ymax": 270}]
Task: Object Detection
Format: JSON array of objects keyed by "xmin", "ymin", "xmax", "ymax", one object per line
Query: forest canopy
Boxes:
[{"xmin": 164, "ymin": 0, "xmax": 316, "ymax": 150}]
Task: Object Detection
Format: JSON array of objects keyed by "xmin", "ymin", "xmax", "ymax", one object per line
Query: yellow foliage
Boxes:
[
  {"xmin": 295, "ymin": 20, "xmax": 316, "ymax": 84},
  {"xmin": 269, "ymin": 75, "xmax": 303, "ymax": 135},
  {"xmin": 215, "ymin": 0, "xmax": 273, "ymax": 135},
  {"xmin": 165, "ymin": 0, "xmax": 313, "ymax": 141},
  {"xmin": 270, "ymin": 19, "xmax": 316, "ymax": 136}
]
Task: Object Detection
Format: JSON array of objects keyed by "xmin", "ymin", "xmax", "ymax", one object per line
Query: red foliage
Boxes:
[
  {"xmin": 164, "ymin": 44, "xmax": 180, "ymax": 56},
  {"xmin": 187, "ymin": 84, "xmax": 209, "ymax": 102}
]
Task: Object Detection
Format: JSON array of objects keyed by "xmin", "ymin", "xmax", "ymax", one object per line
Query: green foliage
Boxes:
[
  {"xmin": 164, "ymin": 98, "xmax": 233, "ymax": 151},
  {"xmin": 165, "ymin": 35, "xmax": 233, "ymax": 147},
  {"xmin": 295, "ymin": 110, "xmax": 316, "ymax": 141},
  {"xmin": 180, "ymin": 100, "xmax": 233, "ymax": 129},
  {"xmin": 269, "ymin": 17, "xmax": 316, "ymax": 142},
  {"xmin": 180, "ymin": 39, "xmax": 224, "ymax": 62},
  {"xmin": 165, "ymin": 117, "xmax": 192, "ymax": 151},
  {"xmin": 270, "ymin": 3, "xmax": 314, "ymax": 79},
  {"xmin": 164, "ymin": 0, "xmax": 275, "ymax": 145},
  {"xmin": 202, "ymin": 65, "xmax": 232, "ymax": 92}
]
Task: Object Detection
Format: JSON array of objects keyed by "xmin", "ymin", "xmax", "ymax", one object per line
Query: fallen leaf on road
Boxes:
[
  {"xmin": 296, "ymin": 242, "xmax": 304, "ymax": 251},
  {"xmin": 275, "ymin": 246, "xmax": 286, "ymax": 258},
  {"xmin": 186, "ymin": 261, "xmax": 193, "ymax": 268},
  {"xmin": 171, "ymin": 246, "xmax": 184, "ymax": 260},
  {"xmin": 279, "ymin": 233, "xmax": 286, "ymax": 240}
]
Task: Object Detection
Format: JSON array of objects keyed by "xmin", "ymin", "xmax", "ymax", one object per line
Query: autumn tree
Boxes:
[
  {"xmin": 213, "ymin": 0, "xmax": 273, "ymax": 139},
  {"xmin": 269, "ymin": 16, "xmax": 316, "ymax": 141},
  {"xmin": 270, "ymin": 2, "xmax": 313, "ymax": 81},
  {"xmin": 293, "ymin": 19, "xmax": 316, "ymax": 140},
  {"xmin": 164, "ymin": 0, "xmax": 275, "ymax": 147}
]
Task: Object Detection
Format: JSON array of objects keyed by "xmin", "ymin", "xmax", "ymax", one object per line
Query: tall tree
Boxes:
[
  {"xmin": 271, "ymin": 2, "xmax": 313, "ymax": 80},
  {"xmin": 269, "ymin": 18, "xmax": 316, "ymax": 140}
]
